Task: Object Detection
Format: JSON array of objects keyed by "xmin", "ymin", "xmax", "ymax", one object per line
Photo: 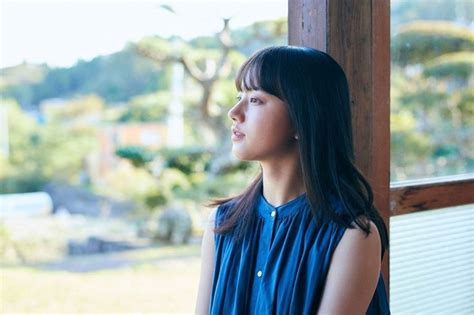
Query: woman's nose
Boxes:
[
  {"xmin": 228, "ymin": 103, "xmax": 242, "ymax": 122},
  {"xmin": 228, "ymin": 106, "xmax": 236, "ymax": 121}
]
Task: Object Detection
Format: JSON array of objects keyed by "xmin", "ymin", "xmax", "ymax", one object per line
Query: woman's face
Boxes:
[{"xmin": 227, "ymin": 89, "xmax": 297, "ymax": 162}]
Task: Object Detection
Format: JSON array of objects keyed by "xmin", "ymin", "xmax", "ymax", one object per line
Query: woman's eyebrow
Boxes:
[{"xmin": 249, "ymin": 90, "xmax": 267, "ymax": 97}]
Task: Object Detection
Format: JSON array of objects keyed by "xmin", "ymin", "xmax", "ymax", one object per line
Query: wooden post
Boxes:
[{"xmin": 289, "ymin": 0, "xmax": 391, "ymax": 298}]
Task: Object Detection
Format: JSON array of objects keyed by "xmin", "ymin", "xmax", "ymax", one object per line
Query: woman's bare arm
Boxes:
[
  {"xmin": 317, "ymin": 218, "xmax": 382, "ymax": 315},
  {"xmin": 195, "ymin": 207, "xmax": 218, "ymax": 315}
]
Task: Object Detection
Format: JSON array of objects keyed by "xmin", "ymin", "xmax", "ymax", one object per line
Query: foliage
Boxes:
[
  {"xmin": 98, "ymin": 165, "xmax": 163, "ymax": 210},
  {"xmin": 391, "ymin": 21, "xmax": 474, "ymax": 66},
  {"xmin": 117, "ymin": 91, "xmax": 170, "ymax": 122},
  {"xmin": 391, "ymin": 0, "xmax": 473, "ymax": 30},
  {"xmin": 159, "ymin": 146, "xmax": 213, "ymax": 175},
  {"xmin": 0, "ymin": 99, "xmax": 97, "ymax": 193},
  {"xmin": 41, "ymin": 94, "xmax": 106, "ymax": 123},
  {"xmin": 0, "ymin": 46, "xmax": 170, "ymax": 107},
  {"xmin": 114, "ymin": 144, "xmax": 255, "ymax": 206},
  {"xmin": 391, "ymin": 5, "xmax": 474, "ymax": 181},
  {"xmin": 423, "ymin": 52, "xmax": 474, "ymax": 79},
  {"xmin": 115, "ymin": 146, "xmax": 154, "ymax": 168},
  {"xmin": 0, "ymin": 63, "xmax": 47, "ymax": 88}
]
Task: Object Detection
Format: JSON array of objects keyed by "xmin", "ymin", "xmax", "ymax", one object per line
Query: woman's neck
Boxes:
[{"xmin": 260, "ymin": 155, "xmax": 306, "ymax": 207}]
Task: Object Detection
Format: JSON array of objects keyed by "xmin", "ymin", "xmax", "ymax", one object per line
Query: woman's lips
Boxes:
[{"xmin": 232, "ymin": 127, "xmax": 245, "ymax": 141}]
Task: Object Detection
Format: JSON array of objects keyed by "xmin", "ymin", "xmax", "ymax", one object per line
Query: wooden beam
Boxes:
[
  {"xmin": 289, "ymin": 0, "xmax": 391, "ymax": 299},
  {"xmin": 288, "ymin": 0, "xmax": 326, "ymax": 49},
  {"xmin": 390, "ymin": 174, "xmax": 474, "ymax": 215}
]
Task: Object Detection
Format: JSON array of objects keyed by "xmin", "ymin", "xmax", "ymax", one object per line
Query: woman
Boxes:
[{"xmin": 195, "ymin": 46, "xmax": 390, "ymax": 314}]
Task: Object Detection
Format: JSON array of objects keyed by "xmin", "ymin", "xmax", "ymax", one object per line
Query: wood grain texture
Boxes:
[
  {"xmin": 288, "ymin": 0, "xmax": 326, "ymax": 49},
  {"xmin": 390, "ymin": 175, "xmax": 474, "ymax": 215}
]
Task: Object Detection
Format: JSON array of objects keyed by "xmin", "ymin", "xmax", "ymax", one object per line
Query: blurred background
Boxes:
[{"xmin": 0, "ymin": 0, "xmax": 472, "ymax": 313}]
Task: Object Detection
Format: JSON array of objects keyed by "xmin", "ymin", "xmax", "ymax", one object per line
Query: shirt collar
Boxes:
[
  {"xmin": 256, "ymin": 191, "xmax": 343, "ymax": 219},
  {"xmin": 257, "ymin": 192, "xmax": 308, "ymax": 219}
]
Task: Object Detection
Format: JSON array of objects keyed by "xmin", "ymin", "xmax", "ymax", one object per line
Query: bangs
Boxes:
[
  {"xmin": 234, "ymin": 47, "xmax": 285, "ymax": 100},
  {"xmin": 234, "ymin": 55, "xmax": 262, "ymax": 92}
]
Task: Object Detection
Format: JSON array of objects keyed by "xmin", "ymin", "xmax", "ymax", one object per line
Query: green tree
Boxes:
[
  {"xmin": 0, "ymin": 46, "xmax": 171, "ymax": 107},
  {"xmin": 0, "ymin": 99, "xmax": 97, "ymax": 193},
  {"xmin": 391, "ymin": 17, "xmax": 473, "ymax": 180},
  {"xmin": 117, "ymin": 91, "xmax": 170, "ymax": 123}
]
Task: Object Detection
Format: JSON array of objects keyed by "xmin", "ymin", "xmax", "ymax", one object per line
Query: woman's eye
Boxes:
[
  {"xmin": 250, "ymin": 97, "xmax": 262, "ymax": 104},
  {"xmin": 236, "ymin": 95, "xmax": 242, "ymax": 101}
]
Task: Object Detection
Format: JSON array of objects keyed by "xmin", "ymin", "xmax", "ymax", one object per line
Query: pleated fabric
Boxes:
[{"xmin": 210, "ymin": 192, "xmax": 390, "ymax": 315}]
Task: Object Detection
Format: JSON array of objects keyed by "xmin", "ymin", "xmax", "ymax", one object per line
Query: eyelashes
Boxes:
[
  {"xmin": 250, "ymin": 97, "xmax": 263, "ymax": 104},
  {"xmin": 236, "ymin": 95, "xmax": 263, "ymax": 104}
]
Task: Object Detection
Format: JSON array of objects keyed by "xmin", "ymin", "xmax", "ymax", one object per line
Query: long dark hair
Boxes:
[{"xmin": 209, "ymin": 46, "xmax": 389, "ymax": 257}]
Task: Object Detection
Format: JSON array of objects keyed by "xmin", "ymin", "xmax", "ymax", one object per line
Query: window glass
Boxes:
[{"xmin": 391, "ymin": 0, "xmax": 474, "ymax": 181}]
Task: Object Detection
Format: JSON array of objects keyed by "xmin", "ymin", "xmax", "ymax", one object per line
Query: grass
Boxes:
[{"xmin": 1, "ymin": 243, "xmax": 202, "ymax": 314}]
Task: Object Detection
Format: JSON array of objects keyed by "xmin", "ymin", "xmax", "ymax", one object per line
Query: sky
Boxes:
[{"xmin": 0, "ymin": 0, "xmax": 287, "ymax": 68}]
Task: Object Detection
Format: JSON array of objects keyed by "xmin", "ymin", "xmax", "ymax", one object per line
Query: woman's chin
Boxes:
[{"xmin": 231, "ymin": 147, "xmax": 252, "ymax": 161}]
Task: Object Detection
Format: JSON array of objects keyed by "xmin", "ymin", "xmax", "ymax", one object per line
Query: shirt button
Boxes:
[
  {"xmin": 271, "ymin": 210, "xmax": 276, "ymax": 217},
  {"xmin": 257, "ymin": 270, "xmax": 263, "ymax": 277}
]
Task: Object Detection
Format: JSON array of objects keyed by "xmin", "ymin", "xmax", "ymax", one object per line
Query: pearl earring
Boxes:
[{"xmin": 294, "ymin": 135, "xmax": 299, "ymax": 140}]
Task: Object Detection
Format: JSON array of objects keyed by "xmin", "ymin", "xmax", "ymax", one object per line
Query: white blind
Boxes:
[{"xmin": 390, "ymin": 204, "xmax": 474, "ymax": 314}]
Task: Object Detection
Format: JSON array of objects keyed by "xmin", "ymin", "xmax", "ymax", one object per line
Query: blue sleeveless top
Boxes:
[{"xmin": 210, "ymin": 192, "xmax": 390, "ymax": 314}]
